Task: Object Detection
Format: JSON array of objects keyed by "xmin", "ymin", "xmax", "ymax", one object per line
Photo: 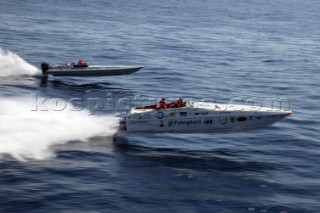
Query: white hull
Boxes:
[{"xmin": 123, "ymin": 101, "xmax": 292, "ymax": 133}]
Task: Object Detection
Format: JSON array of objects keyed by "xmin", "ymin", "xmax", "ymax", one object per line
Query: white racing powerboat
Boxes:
[
  {"xmin": 120, "ymin": 100, "xmax": 292, "ymax": 133},
  {"xmin": 41, "ymin": 61, "xmax": 143, "ymax": 77}
]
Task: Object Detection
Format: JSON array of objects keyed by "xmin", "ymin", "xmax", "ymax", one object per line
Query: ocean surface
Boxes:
[{"xmin": 1, "ymin": 0, "xmax": 320, "ymax": 212}]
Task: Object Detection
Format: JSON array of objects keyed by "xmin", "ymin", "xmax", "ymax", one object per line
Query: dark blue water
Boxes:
[{"xmin": 1, "ymin": 0, "xmax": 320, "ymax": 212}]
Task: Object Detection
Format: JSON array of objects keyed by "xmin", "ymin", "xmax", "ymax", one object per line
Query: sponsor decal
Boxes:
[
  {"xmin": 220, "ymin": 111, "xmax": 231, "ymax": 114},
  {"xmin": 203, "ymin": 119, "xmax": 213, "ymax": 125},
  {"xmin": 160, "ymin": 120, "xmax": 164, "ymax": 127},
  {"xmin": 229, "ymin": 117, "xmax": 235, "ymax": 123},
  {"xmin": 157, "ymin": 111, "xmax": 164, "ymax": 119},
  {"xmin": 129, "ymin": 120, "xmax": 149, "ymax": 124},
  {"xmin": 180, "ymin": 112, "xmax": 187, "ymax": 117},
  {"xmin": 218, "ymin": 117, "xmax": 227, "ymax": 124},
  {"xmin": 215, "ymin": 105, "xmax": 221, "ymax": 109},
  {"xmin": 168, "ymin": 119, "xmax": 201, "ymax": 127},
  {"xmin": 167, "ymin": 112, "xmax": 176, "ymax": 118},
  {"xmin": 200, "ymin": 112, "xmax": 209, "ymax": 115},
  {"xmin": 195, "ymin": 112, "xmax": 200, "ymax": 116},
  {"xmin": 237, "ymin": 117, "xmax": 247, "ymax": 122},
  {"xmin": 255, "ymin": 116, "xmax": 264, "ymax": 120},
  {"xmin": 139, "ymin": 114, "xmax": 152, "ymax": 119}
]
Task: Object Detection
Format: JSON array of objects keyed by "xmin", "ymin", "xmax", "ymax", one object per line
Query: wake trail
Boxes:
[
  {"xmin": 0, "ymin": 97, "xmax": 120, "ymax": 161},
  {"xmin": 0, "ymin": 48, "xmax": 38, "ymax": 76}
]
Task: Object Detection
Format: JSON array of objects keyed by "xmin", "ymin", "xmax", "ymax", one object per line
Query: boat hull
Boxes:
[
  {"xmin": 44, "ymin": 66, "xmax": 144, "ymax": 77},
  {"xmin": 124, "ymin": 102, "xmax": 292, "ymax": 133}
]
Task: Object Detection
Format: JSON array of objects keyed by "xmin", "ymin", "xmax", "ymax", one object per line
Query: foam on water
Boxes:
[
  {"xmin": 0, "ymin": 48, "xmax": 38, "ymax": 76},
  {"xmin": 0, "ymin": 97, "xmax": 120, "ymax": 161}
]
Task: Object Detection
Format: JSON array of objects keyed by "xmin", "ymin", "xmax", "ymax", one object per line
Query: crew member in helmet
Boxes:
[
  {"xmin": 179, "ymin": 98, "xmax": 184, "ymax": 107},
  {"xmin": 175, "ymin": 98, "xmax": 182, "ymax": 108},
  {"xmin": 78, "ymin": 59, "xmax": 83, "ymax": 65},
  {"xmin": 157, "ymin": 97, "xmax": 167, "ymax": 109}
]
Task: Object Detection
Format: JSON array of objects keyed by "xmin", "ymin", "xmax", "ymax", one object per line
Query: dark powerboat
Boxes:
[{"xmin": 41, "ymin": 61, "xmax": 144, "ymax": 77}]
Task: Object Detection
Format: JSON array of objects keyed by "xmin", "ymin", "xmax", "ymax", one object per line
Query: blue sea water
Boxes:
[{"xmin": 1, "ymin": 0, "xmax": 320, "ymax": 212}]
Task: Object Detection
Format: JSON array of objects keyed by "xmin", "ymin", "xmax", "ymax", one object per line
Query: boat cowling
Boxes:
[
  {"xmin": 74, "ymin": 63, "xmax": 89, "ymax": 68},
  {"xmin": 41, "ymin": 62, "xmax": 50, "ymax": 73}
]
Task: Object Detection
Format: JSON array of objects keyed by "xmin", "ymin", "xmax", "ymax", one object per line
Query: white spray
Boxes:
[
  {"xmin": 0, "ymin": 97, "xmax": 120, "ymax": 161},
  {"xmin": 0, "ymin": 48, "xmax": 38, "ymax": 76}
]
